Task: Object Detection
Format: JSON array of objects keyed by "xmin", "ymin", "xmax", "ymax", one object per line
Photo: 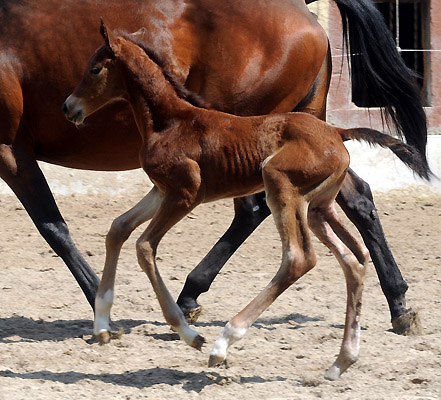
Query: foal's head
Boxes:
[
  {"xmin": 63, "ymin": 19, "xmax": 209, "ymax": 126},
  {"xmin": 63, "ymin": 20, "xmax": 142, "ymax": 125}
]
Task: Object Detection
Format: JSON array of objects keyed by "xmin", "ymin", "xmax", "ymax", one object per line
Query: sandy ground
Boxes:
[{"xmin": 0, "ymin": 180, "xmax": 440, "ymax": 399}]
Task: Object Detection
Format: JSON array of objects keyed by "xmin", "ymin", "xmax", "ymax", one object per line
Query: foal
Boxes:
[{"xmin": 63, "ymin": 23, "xmax": 426, "ymax": 380}]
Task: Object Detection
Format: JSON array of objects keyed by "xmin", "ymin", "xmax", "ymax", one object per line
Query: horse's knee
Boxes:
[
  {"xmin": 338, "ymin": 173, "xmax": 376, "ymax": 223},
  {"xmin": 282, "ymin": 248, "xmax": 316, "ymax": 284},
  {"xmin": 106, "ymin": 216, "xmax": 132, "ymax": 248},
  {"xmin": 234, "ymin": 193, "xmax": 270, "ymax": 227},
  {"xmin": 135, "ymin": 237, "xmax": 155, "ymax": 273},
  {"xmin": 352, "ymin": 174, "xmax": 373, "ymax": 200},
  {"xmin": 358, "ymin": 246, "xmax": 370, "ymax": 266},
  {"xmin": 343, "ymin": 254, "xmax": 367, "ymax": 284},
  {"xmin": 39, "ymin": 221, "xmax": 75, "ymax": 254}
]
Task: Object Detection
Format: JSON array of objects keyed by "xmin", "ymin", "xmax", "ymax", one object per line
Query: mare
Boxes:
[
  {"xmin": 0, "ymin": 0, "xmax": 428, "ymax": 333},
  {"xmin": 63, "ymin": 23, "xmax": 428, "ymax": 379}
]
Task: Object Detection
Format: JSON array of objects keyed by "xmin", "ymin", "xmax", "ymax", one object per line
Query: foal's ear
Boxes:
[{"xmin": 100, "ymin": 18, "xmax": 119, "ymax": 57}]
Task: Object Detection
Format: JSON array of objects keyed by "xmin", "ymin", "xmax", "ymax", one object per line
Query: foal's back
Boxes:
[{"xmin": 163, "ymin": 109, "xmax": 349, "ymax": 202}]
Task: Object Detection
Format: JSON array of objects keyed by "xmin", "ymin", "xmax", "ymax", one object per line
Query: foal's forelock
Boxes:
[{"xmin": 116, "ymin": 31, "xmax": 210, "ymax": 109}]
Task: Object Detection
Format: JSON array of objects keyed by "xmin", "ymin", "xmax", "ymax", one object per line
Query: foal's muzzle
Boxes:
[{"xmin": 62, "ymin": 95, "xmax": 85, "ymax": 126}]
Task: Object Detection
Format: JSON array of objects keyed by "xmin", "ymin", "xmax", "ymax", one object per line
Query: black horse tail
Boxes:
[
  {"xmin": 339, "ymin": 127, "xmax": 432, "ymax": 181},
  {"xmin": 307, "ymin": 0, "xmax": 430, "ymax": 175}
]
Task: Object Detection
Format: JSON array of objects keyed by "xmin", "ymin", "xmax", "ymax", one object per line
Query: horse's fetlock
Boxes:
[{"xmin": 344, "ymin": 349, "xmax": 359, "ymax": 365}]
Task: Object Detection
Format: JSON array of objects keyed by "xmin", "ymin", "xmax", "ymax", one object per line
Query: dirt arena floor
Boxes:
[{"xmin": 0, "ymin": 177, "xmax": 440, "ymax": 399}]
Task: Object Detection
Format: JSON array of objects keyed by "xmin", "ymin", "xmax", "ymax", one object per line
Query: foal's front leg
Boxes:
[
  {"xmin": 135, "ymin": 194, "xmax": 205, "ymax": 350},
  {"xmin": 94, "ymin": 186, "xmax": 163, "ymax": 343},
  {"xmin": 177, "ymin": 193, "xmax": 270, "ymax": 321}
]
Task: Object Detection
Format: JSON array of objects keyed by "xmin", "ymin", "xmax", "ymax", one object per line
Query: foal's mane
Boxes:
[{"xmin": 117, "ymin": 31, "xmax": 210, "ymax": 109}]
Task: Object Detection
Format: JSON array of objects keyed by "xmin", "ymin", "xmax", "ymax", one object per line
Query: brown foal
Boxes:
[{"xmin": 63, "ymin": 23, "xmax": 426, "ymax": 380}]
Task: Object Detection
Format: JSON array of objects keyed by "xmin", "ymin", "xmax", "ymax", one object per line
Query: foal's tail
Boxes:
[{"xmin": 338, "ymin": 128, "xmax": 432, "ymax": 181}]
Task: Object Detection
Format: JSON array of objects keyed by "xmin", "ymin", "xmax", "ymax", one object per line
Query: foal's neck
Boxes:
[{"xmin": 120, "ymin": 43, "xmax": 194, "ymax": 132}]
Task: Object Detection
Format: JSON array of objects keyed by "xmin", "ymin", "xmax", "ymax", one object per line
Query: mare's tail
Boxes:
[
  {"xmin": 338, "ymin": 128, "xmax": 432, "ymax": 181},
  {"xmin": 307, "ymin": 0, "xmax": 429, "ymax": 172}
]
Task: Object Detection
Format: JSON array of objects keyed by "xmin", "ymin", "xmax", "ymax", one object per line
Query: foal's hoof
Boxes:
[
  {"xmin": 392, "ymin": 308, "xmax": 422, "ymax": 335},
  {"xmin": 182, "ymin": 306, "xmax": 202, "ymax": 324},
  {"xmin": 191, "ymin": 334, "xmax": 206, "ymax": 351},
  {"xmin": 324, "ymin": 365, "xmax": 342, "ymax": 381},
  {"xmin": 208, "ymin": 353, "xmax": 225, "ymax": 368}
]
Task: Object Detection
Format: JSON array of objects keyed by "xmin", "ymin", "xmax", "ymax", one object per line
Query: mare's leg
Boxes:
[
  {"xmin": 308, "ymin": 200, "xmax": 368, "ymax": 380},
  {"xmin": 337, "ymin": 168, "xmax": 415, "ymax": 334},
  {"xmin": 0, "ymin": 145, "xmax": 100, "ymax": 309},
  {"xmin": 177, "ymin": 193, "xmax": 270, "ymax": 320},
  {"xmin": 0, "ymin": 70, "xmax": 99, "ymax": 310},
  {"xmin": 135, "ymin": 194, "xmax": 205, "ymax": 350},
  {"xmin": 209, "ymin": 173, "xmax": 316, "ymax": 367},
  {"xmin": 94, "ymin": 186, "xmax": 163, "ymax": 343}
]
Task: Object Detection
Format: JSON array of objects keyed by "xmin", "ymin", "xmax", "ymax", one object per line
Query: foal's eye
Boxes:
[{"xmin": 90, "ymin": 67, "xmax": 102, "ymax": 75}]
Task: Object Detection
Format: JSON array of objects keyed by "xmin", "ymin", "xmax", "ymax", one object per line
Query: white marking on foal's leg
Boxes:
[
  {"xmin": 172, "ymin": 320, "xmax": 204, "ymax": 349},
  {"xmin": 324, "ymin": 329, "xmax": 360, "ymax": 381},
  {"xmin": 94, "ymin": 289, "xmax": 114, "ymax": 342},
  {"xmin": 208, "ymin": 322, "xmax": 247, "ymax": 367}
]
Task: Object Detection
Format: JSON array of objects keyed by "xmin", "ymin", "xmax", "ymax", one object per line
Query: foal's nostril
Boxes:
[{"xmin": 62, "ymin": 102, "xmax": 69, "ymax": 115}]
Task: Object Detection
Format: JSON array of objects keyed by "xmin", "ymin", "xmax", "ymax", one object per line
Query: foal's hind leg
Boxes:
[
  {"xmin": 209, "ymin": 178, "xmax": 316, "ymax": 366},
  {"xmin": 94, "ymin": 186, "xmax": 163, "ymax": 343},
  {"xmin": 308, "ymin": 200, "xmax": 368, "ymax": 380}
]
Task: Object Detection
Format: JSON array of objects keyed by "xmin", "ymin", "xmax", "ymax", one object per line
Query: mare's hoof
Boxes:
[
  {"xmin": 208, "ymin": 354, "xmax": 225, "ymax": 368},
  {"xmin": 96, "ymin": 330, "xmax": 111, "ymax": 345},
  {"xmin": 95, "ymin": 327, "xmax": 124, "ymax": 345},
  {"xmin": 191, "ymin": 334, "xmax": 206, "ymax": 351},
  {"xmin": 182, "ymin": 306, "xmax": 202, "ymax": 324},
  {"xmin": 392, "ymin": 309, "xmax": 422, "ymax": 335}
]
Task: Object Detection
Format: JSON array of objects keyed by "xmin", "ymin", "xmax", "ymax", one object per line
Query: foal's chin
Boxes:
[
  {"xmin": 71, "ymin": 113, "xmax": 85, "ymax": 127},
  {"xmin": 74, "ymin": 115, "xmax": 86, "ymax": 127}
]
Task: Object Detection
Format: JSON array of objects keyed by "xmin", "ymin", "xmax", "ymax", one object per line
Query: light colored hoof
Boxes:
[
  {"xmin": 325, "ymin": 355, "xmax": 357, "ymax": 381},
  {"xmin": 324, "ymin": 365, "xmax": 342, "ymax": 381},
  {"xmin": 392, "ymin": 309, "xmax": 422, "ymax": 335},
  {"xmin": 182, "ymin": 306, "xmax": 202, "ymax": 324},
  {"xmin": 208, "ymin": 353, "xmax": 225, "ymax": 368}
]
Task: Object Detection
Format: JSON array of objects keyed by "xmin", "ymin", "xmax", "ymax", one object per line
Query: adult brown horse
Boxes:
[{"xmin": 0, "ymin": 0, "xmax": 427, "ymax": 333}]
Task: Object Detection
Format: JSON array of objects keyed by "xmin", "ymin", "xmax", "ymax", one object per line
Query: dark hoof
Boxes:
[
  {"xmin": 392, "ymin": 309, "xmax": 422, "ymax": 335},
  {"xmin": 109, "ymin": 320, "xmax": 123, "ymax": 334},
  {"xmin": 191, "ymin": 334, "xmax": 206, "ymax": 351},
  {"xmin": 182, "ymin": 306, "xmax": 202, "ymax": 324},
  {"xmin": 208, "ymin": 354, "xmax": 225, "ymax": 368}
]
